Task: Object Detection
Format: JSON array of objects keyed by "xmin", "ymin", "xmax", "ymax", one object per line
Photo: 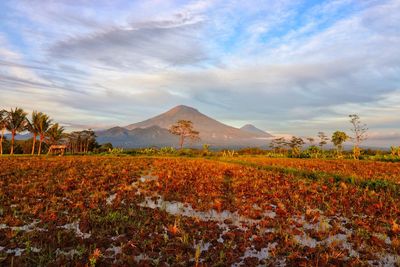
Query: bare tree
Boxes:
[
  {"xmin": 317, "ymin": 132, "xmax": 329, "ymax": 151},
  {"xmin": 269, "ymin": 137, "xmax": 288, "ymax": 154},
  {"xmin": 169, "ymin": 120, "xmax": 200, "ymax": 149},
  {"xmin": 66, "ymin": 130, "xmax": 97, "ymax": 154},
  {"xmin": 288, "ymin": 136, "xmax": 305, "ymax": 157},
  {"xmin": 349, "ymin": 114, "xmax": 368, "ymax": 159},
  {"xmin": 306, "ymin": 137, "xmax": 315, "ymax": 146}
]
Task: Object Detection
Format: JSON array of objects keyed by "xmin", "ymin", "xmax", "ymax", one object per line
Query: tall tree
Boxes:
[
  {"xmin": 269, "ymin": 137, "xmax": 287, "ymax": 154},
  {"xmin": 46, "ymin": 123, "xmax": 65, "ymax": 146},
  {"xmin": 80, "ymin": 129, "xmax": 97, "ymax": 153},
  {"xmin": 169, "ymin": 120, "xmax": 200, "ymax": 149},
  {"xmin": 349, "ymin": 114, "xmax": 368, "ymax": 160},
  {"xmin": 26, "ymin": 111, "xmax": 42, "ymax": 155},
  {"xmin": 288, "ymin": 136, "xmax": 305, "ymax": 157},
  {"xmin": 5, "ymin": 107, "xmax": 28, "ymax": 155},
  {"xmin": 37, "ymin": 113, "xmax": 52, "ymax": 155},
  {"xmin": 331, "ymin": 131, "xmax": 348, "ymax": 158},
  {"xmin": 0, "ymin": 109, "xmax": 7, "ymax": 155},
  {"xmin": 306, "ymin": 137, "xmax": 321, "ymax": 158},
  {"xmin": 306, "ymin": 137, "xmax": 315, "ymax": 146},
  {"xmin": 317, "ymin": 132, "xmax": 329, "ymax": 151},
  {"xmin": 66, "ymin": 130, "xmax": 97, "ymax": 154}
]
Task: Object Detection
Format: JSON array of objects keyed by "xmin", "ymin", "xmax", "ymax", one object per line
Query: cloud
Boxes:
[
  {"xmin": 49, "ymin": 16, "xmax": 207, "ymax": 70},
  {"xmin": 0, "ymin": 0, "xmax": 399, "ymax": 147}
]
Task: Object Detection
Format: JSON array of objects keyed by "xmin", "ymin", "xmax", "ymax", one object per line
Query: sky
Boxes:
[{"xmin": 0, "ymin": 0, "xmax": 399, "ymax": 147}]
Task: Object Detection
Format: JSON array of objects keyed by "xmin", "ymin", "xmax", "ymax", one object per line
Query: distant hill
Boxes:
[
  {"xmin": 240, "ymin": 124, "xmax": 272, "ymax": 137},
  {"xmin": 4, "ymin": 133, "xmax": 32, "ymax": 140},
  {"xmin": 97, "ymin": 105, "xmax": 274, "ymax": 148}
]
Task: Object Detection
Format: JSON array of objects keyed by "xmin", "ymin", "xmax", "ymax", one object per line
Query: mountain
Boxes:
[
  {"xmin": 125, "ymin": 105, "xmax": 272, "ymax": 139},
  {"xmin": 240, "ymin": 124, "xmax": 272, "ymax": 137},
  {"xmin": 4, "ymin": 133, "xmax": 32, "ymax": 140},
  {"xmin": 97, "ymin": 105, "xmax": 273, "ymax": 148},
  {"xmin": 97, "ymin": 126, "xmax": 178, "ymax": 148}
]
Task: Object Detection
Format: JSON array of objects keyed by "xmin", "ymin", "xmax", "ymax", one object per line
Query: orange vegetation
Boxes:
[{"xmin": 0, "ymin": 156, "xmax": 399, "ymax": 266}]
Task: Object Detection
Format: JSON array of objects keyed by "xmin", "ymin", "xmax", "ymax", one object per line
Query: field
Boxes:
[{"xmin": 1, "ymin": 156, "xmax": 400, "ymax": 266}]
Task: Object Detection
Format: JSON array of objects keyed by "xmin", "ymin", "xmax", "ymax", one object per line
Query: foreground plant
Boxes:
[{"xmin": 89, "ymin": 248, "xmax": 102, "ymax": 267}]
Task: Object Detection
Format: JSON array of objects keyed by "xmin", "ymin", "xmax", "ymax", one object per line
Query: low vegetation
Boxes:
[{"xmin": 1, "ymin": 156, "xmax": 399, "ymax": 266}]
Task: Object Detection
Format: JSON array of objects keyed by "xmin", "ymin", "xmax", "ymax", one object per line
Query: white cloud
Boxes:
[
  {"xmin": 0, "ymin": 0, "xmax": 399, "ymax": 147},
  {"xmin": 49, "ymin": 15, "xmax": 208, "ymax": 70}
]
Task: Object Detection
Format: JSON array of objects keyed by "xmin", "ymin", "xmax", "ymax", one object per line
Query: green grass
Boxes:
[{"xmin": 216, "ymin": 158, "xmax": 400, "ymax": 195}]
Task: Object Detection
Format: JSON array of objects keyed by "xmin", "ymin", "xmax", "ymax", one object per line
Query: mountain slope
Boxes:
[
  {"xmin": 97, "ymin": 126, "xmax": 178, "ymax": 148},
  {"xmin": 126, "ymin": 105, "xmax": 267, "ymax": 139},
  {"xmin": 240, "ymin": 124, "xmax": 272, "ymax": 137}
]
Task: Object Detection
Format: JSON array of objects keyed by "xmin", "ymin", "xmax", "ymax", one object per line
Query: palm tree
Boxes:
[
  {"xmin": 45, "ymin": 123, "xmax": 65, "ymax": 146},
  {"xmin": 0, "ymin": 109, "xmax": 7, "ymax": 155},
  {"xmin": 5, "ymin": 107, "xmax": 28, "ymax": 155},
  {"xmin": 26, "ymin": 111, "xmax": 42, "ymax": 155},
  {"xmin": 37, "ymin": 113, "xmax": 52, "ymax": 155}
]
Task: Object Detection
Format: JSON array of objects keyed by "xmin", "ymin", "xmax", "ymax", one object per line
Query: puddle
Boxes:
[
  {"xmin": 0, "ymin": 246, "xmax": 40, "ymax": 256},
  {"xmin": 134, "ymin": 253, "xmax": 149, "ymax": 263},
  {"xmin": 111, "ymin": 234, "xmax": 125, "ymax": 241},
  {"xmin": 3, "ymin": 248, "xmax": 25, "ymax": 256},
  {"xmin": 139, "ymin": 192, "xmax": 368, "ymax": 264},
  {"xmin": 135, "ymin": 172, "xmax": 276, "ymax": 227},
  {"xmin": 217, "ymin": 222, "xmax": 231, "ymax": 243},
  {"xmin": 369, "ymin": 254, "xmax": 400, "ymax": 267},
  {"xmin": 58, "ymin": 221, "xmax": 91, "ymax": 239},
  {"xmin": 292, "ymin": 214, "xmax": 359, "ymax": 258},
  {"xmin": 130, "ymin": 173, "xmax": 160, "ymax": 195},
  {"xmin": 373, "ymin": 233, "xmax": 392, "ymax": 245},
  {"xmin": 139, "ymin": 194, "xmax": 282, "ymax": 265},
  {"xmin": 137, "ymin": 180, "xmax": 364, "ymax": 263},
  {"xmin": 0, "ymin": 220, "xmax": 46, "ymax": 232},
  {"xmin": 105, "ymin": 245, "xmax": 122, "ymax": 257},
  {"xmin": 0, "ymin": 220, "xmax": 91, "ymax": 243},
  {"xmin": 193, "ymin": 241, "xmax": 212, "ymax": 253},
  {"xmin": 139, "ymin": 174, "xmax": 159, "ymax": 183},
  {"xmin": 134, "ymin": 253, "xmax": 160, "ymax": 264},
  {"xmin": 55, "ymin": 248, "xmax": 81, "ymax": 258},
  {"xmin": 106, "ymin": 193, "xmax": 117, "ymax": 205},
  {"xmin": 232, "ymin": 243, "xmax": 277, "ymax": 267},
  {"xmin": 140, "ymin": 196, "xmax": 261, "ymax": 228}
]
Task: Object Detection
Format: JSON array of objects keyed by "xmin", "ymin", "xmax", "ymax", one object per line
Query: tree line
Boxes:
[
  {"xmin": 164, "ymin": 116, "xmax": 377, "ymax": 160},
  {"xmin": 1, "ymin": 109, "xmax": 396, "ymax": 159},
  {"xmin": 0, "ymin": 107, "xmax": 98, "ymax": 155},
  {"xmin": 269, "ymin": 114, "xmax": 370, "ymax": 159}
]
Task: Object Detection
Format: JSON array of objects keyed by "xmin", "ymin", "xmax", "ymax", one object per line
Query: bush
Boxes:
[
  {"xmin": 140, "ymin": 148, "xmax": 158, "ymax": 155},
  {"xmin": 159, "ymin": 147, "xmax": 176, "ymax": 155},
  {"xmin": 237, "ymin": 147, "xmax": 266, "ymax": 155},
  {"xmin": 109, "ymin": 148, "xmax": 124, "ymax": 154},
  {"xmin": 177, "ymin": 148, "xmax": 196, "ymax": 157},
  {"xmin": 94, "ymin": 143, "xmax": 113, "ymax": 153},
  {"xmin": 299, "ymin": 150, "xmax": 312, "ymax": 158}
]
